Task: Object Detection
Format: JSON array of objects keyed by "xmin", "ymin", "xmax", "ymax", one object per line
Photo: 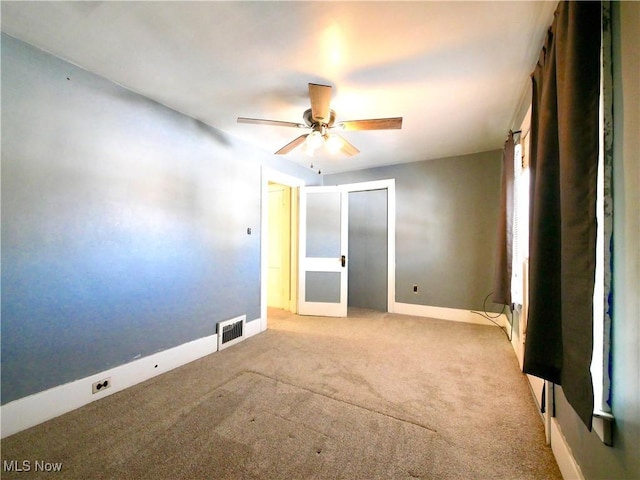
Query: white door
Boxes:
[{"xmin": 298, "ymin": 186, "xmax": 348, "ymax": 317}]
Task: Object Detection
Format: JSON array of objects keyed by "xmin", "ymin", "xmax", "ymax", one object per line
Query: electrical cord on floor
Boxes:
[{"xmin": 470, "ymin": 292, "xmax": 512, "ymax": 341}]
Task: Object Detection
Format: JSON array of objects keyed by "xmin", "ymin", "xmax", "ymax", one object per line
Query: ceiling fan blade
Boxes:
[
  {"xmin": 336, "ymin": 135, "xmax": 360, "ymax": 156},
  {"xmin": 237, "ymin": 117, "xmax": 305, "ymax": 128},
  {"xmin": 275, "ymin": 134, "xmax": 308, "ymax": 155},
  {"xmin": 335, "ymin": 117, "xmax": 403, "ymax": 131},
  {"xmin": 308, "ymin": 83, "xmax": 332, "ymax": 123}
]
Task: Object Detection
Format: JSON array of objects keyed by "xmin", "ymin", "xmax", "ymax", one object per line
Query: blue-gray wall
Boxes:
[
  {"xmin": 0, "ymin": 34, "xmax": 315, "ymax": 405},
  {"xmin": 325, "ymin": 150, "xmax": 503, "ymax": 312}
]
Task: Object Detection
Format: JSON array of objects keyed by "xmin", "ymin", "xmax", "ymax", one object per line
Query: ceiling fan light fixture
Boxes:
[
  {"xmin": 325, "ymin": 133, "xmax": 342, "ymax": 154},
  {"xmin": 305, "ymin": 130, "xmax": 324, "ymax": 151},
  {"xmin": 301, "ymin": 142, "xmax": 316, "ymax": 156}
]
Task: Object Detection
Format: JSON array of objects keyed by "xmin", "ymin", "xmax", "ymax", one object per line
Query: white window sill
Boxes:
[{"xmin": 593, "ymin": 410, "xmax": 614, "ymax": 446}]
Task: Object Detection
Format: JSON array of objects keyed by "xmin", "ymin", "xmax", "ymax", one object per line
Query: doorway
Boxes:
[
  {"xmin": 298, "ymin": 179, "xmax": 396, "ymax": 317},
  {"xmin": 348, "ymin": 189, "xmax": 388, "ymax": 312},
  {"xmin": 267, "ymin": 182, "xmax": 293, "ymax": 310},
  {"xmin": 260, "ymin": 168, "xmax": 303, "ymax": 331}
]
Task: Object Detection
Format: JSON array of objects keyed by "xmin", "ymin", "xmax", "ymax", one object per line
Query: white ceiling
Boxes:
[{"xmin": 1, "ymin": 1, "xmax": 557, "ymax": 174}]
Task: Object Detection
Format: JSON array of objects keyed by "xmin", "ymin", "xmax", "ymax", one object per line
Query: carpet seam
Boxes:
[{"xmin": 244, "ymin": 370, "xmax": 440, "ymax": 435}]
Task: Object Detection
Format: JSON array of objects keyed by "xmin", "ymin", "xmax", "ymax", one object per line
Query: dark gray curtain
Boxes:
[
  {"xmin": 523, "ymin": 1, "xmax": 601, "ymax": 429},
  {"xmin": 492, "ymin": 132, "xmax": 515, "ymax": 306}
]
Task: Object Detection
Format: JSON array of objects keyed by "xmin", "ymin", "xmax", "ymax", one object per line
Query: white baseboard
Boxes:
[
  {"xmin": 247, "ymin": 316, "xmax": 265, "ymax": 336},
  {"xmin": 393, "ymin": 302, "xmax": 508, "ymax": 329},
  {"xmin": 550, "ymin": 417, "xmax": 585, "ymax": 480},
  {"xmin": 1, "ymin": 317, "xmax": 262, "ymax": 439}
]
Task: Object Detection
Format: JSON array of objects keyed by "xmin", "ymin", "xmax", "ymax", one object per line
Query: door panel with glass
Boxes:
[{"xmin": 298, "ymin": 186, "xmax": 348, "ymax": 317}]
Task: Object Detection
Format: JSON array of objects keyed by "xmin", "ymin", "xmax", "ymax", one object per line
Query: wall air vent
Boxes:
[{"xmin": 217, "ymin": 315, "xmax": 246, "ymax": 351}]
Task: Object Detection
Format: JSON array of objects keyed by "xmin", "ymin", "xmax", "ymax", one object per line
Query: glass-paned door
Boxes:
[{"xmin": 298, "ymin": 186, "xmax": 348, "ymax": 317}]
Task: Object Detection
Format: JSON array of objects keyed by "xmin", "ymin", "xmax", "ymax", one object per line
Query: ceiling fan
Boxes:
[{"xmin": 237, "ymin": 83, "xmax": 402, "ymax": 156}]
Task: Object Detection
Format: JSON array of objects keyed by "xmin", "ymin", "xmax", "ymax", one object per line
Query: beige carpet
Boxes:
[{"xmin": 1, "ymin": 308, "xmax": 562, "ymax": 479}]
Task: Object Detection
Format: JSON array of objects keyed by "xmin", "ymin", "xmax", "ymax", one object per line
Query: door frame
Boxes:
[
  {"xmin": 260, "ymin": 168, "xmax": 304, "ymax": 331},
  {"xmin": 321, "ymin": 179, "xmax": 396, "ymax": 314}
]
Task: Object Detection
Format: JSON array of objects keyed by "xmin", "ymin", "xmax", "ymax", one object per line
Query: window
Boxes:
[
  {"xmin": 514, "ymin": 5, "xmax": 613, "ymax": 442},
  {"xmin": 511, "ymin": 135, "xmax": 529, "ymax": 308},
  {"xmin": 591, "ymin": 21, "xmax": 613, "ymax": 420},
  {"xmin": 513, "ymin": 90, "xmax": 612, "ymax": 439},
  {"xmin": 513, "ymin": 2, "xmax": 613, "ymax": 443}
]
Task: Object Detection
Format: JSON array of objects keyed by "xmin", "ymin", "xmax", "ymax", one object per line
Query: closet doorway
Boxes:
[{"xmin": 348, "ymin": 188, "xmax": 388, "ymax": 312}]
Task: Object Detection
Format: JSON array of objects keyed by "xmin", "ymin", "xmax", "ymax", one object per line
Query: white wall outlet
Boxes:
[{"xmin": 92, "ymin": 377, "xmax": 111, "ymax": 394}]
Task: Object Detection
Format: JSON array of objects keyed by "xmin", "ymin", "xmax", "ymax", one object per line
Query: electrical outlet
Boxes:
[
  {"xmin": 92, "ymin": 377, "xmax": 111, "ymax": 394},
  {"xmin": 413, "ymin": 285, "xmax": 419, "ymax": 293}
]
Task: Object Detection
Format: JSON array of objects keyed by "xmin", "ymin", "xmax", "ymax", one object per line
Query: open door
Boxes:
[{"xmin": 298, "ymin": 186, "xmax": 348, "ymax": 317}]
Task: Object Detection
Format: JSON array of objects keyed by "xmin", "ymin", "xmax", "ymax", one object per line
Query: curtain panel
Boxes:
[
  {"xmin": 523, "ymin": 1, "xmax": 601, "ymax": 429},
  {"xmin": 492, "ymin": 132, "xmax": 515, "ymax": 307}
]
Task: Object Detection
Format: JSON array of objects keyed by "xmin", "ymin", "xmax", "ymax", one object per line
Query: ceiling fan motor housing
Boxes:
[{"xmin": 303, "ymin": 108, "xmax": 336, "ymax": 129}]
